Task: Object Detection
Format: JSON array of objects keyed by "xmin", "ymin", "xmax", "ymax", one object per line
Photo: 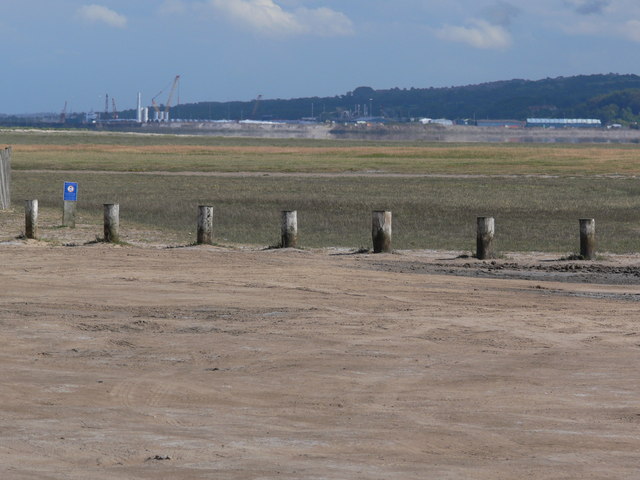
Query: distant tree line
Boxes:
[
  {"xmin": 152, "ymin": 74, "xmax": 640, "ymax": 125},
  {"xmin": 8, "ymin": 74, "xmax": 640, "ymax": 127}
]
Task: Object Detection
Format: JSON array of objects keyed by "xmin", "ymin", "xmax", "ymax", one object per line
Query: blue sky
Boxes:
[{"xmin": 2, "ymin": 0, "xmax": 640, "ymax": 114}]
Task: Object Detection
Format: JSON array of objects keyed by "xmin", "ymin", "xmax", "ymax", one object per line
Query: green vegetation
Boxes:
[
  {"xmin": 4, "ymin": 131, "xmax": 640, "ymax": 253},
  {"xmin": 129, "ymin": 73, "xmax": 640, "ymax": 124},
  {"xmin": 574, "ymin": 89, "xmax": 640, "ymax": 124},
  {"xmin": 10, "ymin": 171, "xmax": 640, "ymax": 253},
  {"xmin": 4, "ymin": 74, "xmax": 640, "ymax": 125}
]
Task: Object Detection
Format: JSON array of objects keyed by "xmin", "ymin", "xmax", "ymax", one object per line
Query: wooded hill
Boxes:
[{"xmin": 135, "ymin": 74, "xmax": 640, "ymax": 124}]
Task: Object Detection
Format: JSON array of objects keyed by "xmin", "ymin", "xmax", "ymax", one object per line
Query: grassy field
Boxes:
[
  {"xmin": 4, "ymin": 129, "xmax": 640, "ymax": 175},
  {"xmin": 9, "ymin": 171, "xmax": 640, "ymax": 253},
  {"xmin": 3, "ymin": 129, "xmax": 640, "ymax": 253}
]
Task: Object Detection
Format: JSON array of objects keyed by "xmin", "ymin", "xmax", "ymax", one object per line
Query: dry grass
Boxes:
[{"xmin": 4, "ymin": 131, "xmax": 640, "ymax": 174}]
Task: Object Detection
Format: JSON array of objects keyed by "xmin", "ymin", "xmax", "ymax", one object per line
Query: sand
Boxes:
[{"xmin": 0, "ymin": 242, "xmax": 639, "ymax": 479}]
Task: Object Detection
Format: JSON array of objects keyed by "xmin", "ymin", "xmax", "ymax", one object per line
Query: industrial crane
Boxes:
[
  {"xmin": 151, "ymin": 75, "xmax": 180, "ymax": 121},
  {"xmin": 165, "ymin": 75, "xmax": 180, "ymax": 113},
  {"xmin": 59, "ymin": 101, "xmax": 68, "ymax": 124},
  {"xmin": 111, "ymin": 98, "xmax": 118, "ymax": 119}
]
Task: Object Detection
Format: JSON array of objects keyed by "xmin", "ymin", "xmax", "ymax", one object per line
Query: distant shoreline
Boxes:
[
  {"xmin": 135, "ymin": 122, "xmax": 640, "ymax": 144},
  {"xmin": 4, "ymin": 122, "xmax": 640, "ymax": 144}
]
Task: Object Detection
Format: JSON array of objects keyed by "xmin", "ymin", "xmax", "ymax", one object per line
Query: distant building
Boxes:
[
  {"xmin": 526, "ymin": 118, "xmax": 602, "ymax": 128},
  {"xmin": 85, "ymin": 111, "xmax": 98, "ymax": 123},
  {"xmin": 353, "ymin": 116, "xmax": 389, "ymax": 124},
  {"xmin": 418, "ymin": 118, "xmax": 453, "ymax": 126}
]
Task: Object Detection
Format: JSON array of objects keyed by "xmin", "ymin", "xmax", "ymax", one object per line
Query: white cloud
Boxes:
[
  {"xmin": 207, "ymin": 0, "xmax": 353, "ymax": 37},
  {"xmin": 210, "ymin": 0, "xmax": 302, "ymax": 35},
  {"xmin": 77, "ymin": 5, "xmax": 127, "ymax": 28},
  {"xmin": 436, "ymin": 19, "xmax": 511, "ymax": 50}
]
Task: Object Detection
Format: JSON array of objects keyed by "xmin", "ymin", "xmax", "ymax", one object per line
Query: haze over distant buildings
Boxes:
[{"xmin": 2, "ymin": 0, "xmax": 640, "ymax": 114}]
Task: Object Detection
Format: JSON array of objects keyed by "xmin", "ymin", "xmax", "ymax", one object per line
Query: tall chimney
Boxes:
[{"xmin": 136, "ymin": 92, "xmax": 142, "ymax": 123}]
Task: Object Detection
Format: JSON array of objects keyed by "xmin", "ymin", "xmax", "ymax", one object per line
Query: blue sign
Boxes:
[{"xmin": 63, "ymin": 182, "xmax": 78, "ymax": 202}]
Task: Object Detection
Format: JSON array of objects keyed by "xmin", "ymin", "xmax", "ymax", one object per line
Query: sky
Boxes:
[{"xmin": 2, "ymin": 0, "xmax": 640, "ymax": 114}]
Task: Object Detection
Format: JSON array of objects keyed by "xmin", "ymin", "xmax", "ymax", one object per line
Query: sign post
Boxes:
[{"xmin": 62, "ymin": 181, "xmax": 78, "ymax": 227}]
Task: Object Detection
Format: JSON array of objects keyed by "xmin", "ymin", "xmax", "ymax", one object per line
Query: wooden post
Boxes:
[
  {"xmin": 25, "ymin": 200, "xmax": 38, "ymax": 239},
  {"xmin": 372, "ymin": 210, "xmax": 392, "ymax": 253},
  {"xmin": 0, "ymin": 147, "xmax": 11, "ymax": 210},
  {"xmin": 62, "ymin": 201, "xmax": 76, "ymax": 228},
  {"xmin": 281, "ymin": 210, "xmax": 298, "ymax": 248},
  {"xmin": 103, "ymin": 204, "xmax": 120, "ymax": 243},
  {"xmin": 197, "ymin": 206, "xmax": 214, "ymax": 245},
  {"xmin": 579, "ymin": 218, "xmax": 595, "ymax": 260},
  {"xmin": 476, "ymin": 216, "xmax": 495, "ymax": 260}
]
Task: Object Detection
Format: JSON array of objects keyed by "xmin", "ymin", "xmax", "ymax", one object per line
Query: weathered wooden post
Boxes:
[
  {"xmin": 62, "ymin": 181, "xmax": 78, "ymax": 228},
  {"xmin": 579, "ymin": 218, "xmax": 595, "ymax": 260},
  {"xmin": 62, "ymin": 202, "xmax": 76, "ymax": 227},
  {"xmin": 0, "ymin": 147, "xmax": 11, "ymax": 210},
  {"xmin": 372, "ymin": 210, "xmax": 392, "ymax": 253},
  {"xmin": 103, "ymin": 203, "xmax": 120, "ymax": 243},
  {"xmin": 197, "ymin": 205, "xmax": 214, "ymax": 244},
  {"xmin": 25, "ymin": 200, "xmax": 38, "ymax": 239},
  {"xmin": 281, "ymin": 210, "xmax": 298, "ymax": 248},
  {"xmin": 476, "ymin": 216, "xmax": 495, "ymax": 260}
]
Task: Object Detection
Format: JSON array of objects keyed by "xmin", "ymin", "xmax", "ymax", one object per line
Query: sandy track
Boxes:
[
  {"xmin": 1, "ymin": 244, "xmax": 639, "ymax": 479},
  {"xmin": 22, "ymin": 169, "xmax": 564, "ymax": 178}
]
